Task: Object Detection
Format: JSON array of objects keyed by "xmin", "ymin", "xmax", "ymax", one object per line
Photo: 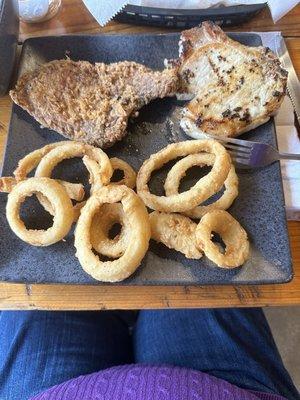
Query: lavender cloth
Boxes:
[{"xmin": 31, "ymin": 364, "xmax": 287, "ymax": 400}]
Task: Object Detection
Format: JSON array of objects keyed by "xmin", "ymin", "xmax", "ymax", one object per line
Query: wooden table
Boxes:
[{"xmin": 0, "ymin": 1, "xmax": 299, "ymax": 310}]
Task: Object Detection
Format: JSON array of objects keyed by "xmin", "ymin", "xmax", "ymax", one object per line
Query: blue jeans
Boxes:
[{"xmin": 0, "ymin": 309, "xmax": 298, "ymax": 400}]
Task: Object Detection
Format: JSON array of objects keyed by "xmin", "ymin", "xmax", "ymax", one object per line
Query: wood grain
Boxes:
[
  {"xmin": 0, "ymin": 96, "xmax": 11, "ymax": 167},
  {"xmin": 0, "ymin": 219, "xmax": 299, "ymax": 310},
  {"xmin": 0, "ymin": 6, "xmax": 299, "ymax": 309}
]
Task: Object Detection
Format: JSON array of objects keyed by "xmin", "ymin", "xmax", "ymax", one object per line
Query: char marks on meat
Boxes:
[{"xmin": 169, "ymin": 22, "xmax": 288, "ymax": 139}]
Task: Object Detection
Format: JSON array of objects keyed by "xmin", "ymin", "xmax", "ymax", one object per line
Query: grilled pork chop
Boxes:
[
  {"xmin": 167, "ymin": 22, "xmax": 288, "ymax": 139},
  {"xmin": 10, "ymin": 59, "xmax": 178, "ymax": 148}
]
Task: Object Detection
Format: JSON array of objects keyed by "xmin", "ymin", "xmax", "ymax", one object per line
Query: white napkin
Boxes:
[
  {"xmin": 82, "ymin": 0, "xmax": 298, "ymax": 26},
  {"xmin": 82, "ymin": 0, "xmax": 128, "ymax": 26},
  {"xmin": 275, "ymin": 98, "xmax": 300, "ymax": 221},
  {"xmin": 259, "ymin": 32, "xmax": 300, "ymax": 220},
  {"xmin": 267, "ymin": 0, "xmax": 299, "ymax": 22}
]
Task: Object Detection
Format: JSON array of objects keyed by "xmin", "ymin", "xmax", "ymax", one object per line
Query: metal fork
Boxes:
[{"xmin": 207, "ymin": 135, "xmax": 300, "ymax": 168}]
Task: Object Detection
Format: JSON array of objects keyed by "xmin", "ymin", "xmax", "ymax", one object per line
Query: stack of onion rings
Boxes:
[
  {"xmin": 13, "ymin": 141, "xmax": 70, "ymax": 181},
  {"xmin": 35, "ymin": 142, "xmax": 112, "ymax": 187},
  {"xmin": 11, "ymin": 141, "xmax": 85, "ymax": 202},
  {"xmin": 164, "ymin": 153, "xmax": 238, "ymax": 218},
  {"xmin": 1, "ymin": 158, "xmax": 84, "ymax": 205},
  {"xmin": 0, "ymin": 176, "xmax": 84, "ymax": 202},
  {"xmin": 35, "ymin": 142, "xmax": 113, "ymax": 214},
  {"xmin": 137, "ymin": 139, "xmax": 231, "ymax": 212},
  {"xmin": 1, "ymin": 138, "xmax": 250, "ymax": 280},
  {"xmin": 136, "ymin": 139, "xmax": 248, "ymax": 268},
  {"xmin": 75, "ymin": 185, "xmax": 151, "ymax": 282}
]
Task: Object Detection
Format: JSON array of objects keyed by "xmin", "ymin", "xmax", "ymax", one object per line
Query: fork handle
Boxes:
[{"xmin": 279, "ymin": 152, "xmax": 300, "ymax": 160}]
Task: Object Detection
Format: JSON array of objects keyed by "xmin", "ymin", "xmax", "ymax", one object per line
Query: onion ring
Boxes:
[
  {"xmin": 164, "ymin": 154, "xmax": 238, "ymax": 219},
  {"xmin": 13, "ymin": 141, "xmax": 70, "ymax": 181},
  {"xmin": 73, "ymin": 201, "xmax": 86, "ymax": 222},
  {"xmin": 110, "ymin": 158, "xmax": 136, "ymax": 189},
  {"xmin": 149, "ymin": 211, "xmax": 202, "ymax": 259},
  {"xmin": 32, "ymin": 179, "xmax": 85, "ymax": 219},
  {"xmin": 195, "ymin": 210, "xmax": 249, "ymax": 268},
  {"xmin": 35, "ymin": 142, "xmax": 112, "ymax": 187},
  {"xmin": 11, "ymin": 141, "xmax": 85, "ymax": 210},
  {"xmin": 0, "ymin": 177, "xmax": 17, "ymax": 193},
  {"xmin": 37, "ymin": 197, "xmax": 86, "ymax": 223},
  {"xmin": 90, "ymin": 203, "xmax": 130, "ymax": 258},
  {"xmin": 34, "ymin": 142, "xmax": 112, "ymax": 214},
  {"xmin": 74, "ymin": 185, "xmax": 151, "ymax": 282},
  {"xmin": 0, "ymin": 175, "xmax": 84, "ymax": 202},
  {"xmin": 6, "ymin": 177, "xmax": 74, "ymax": 246},
  {"xmin": 136, "ymin": 139, "xmax": 231, "ymax": 212},
  {"xmin": 56, "ymin": 180, "xmax": 84, "ymax": 201},
  {"xmin": 81, "ymin": 155, "xmax": 104, "ymax": 196}
]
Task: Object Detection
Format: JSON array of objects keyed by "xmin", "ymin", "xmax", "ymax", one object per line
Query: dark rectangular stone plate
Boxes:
[{"xmin": 0, "ymin": 33, "xmax": 293, "ymax": 285}]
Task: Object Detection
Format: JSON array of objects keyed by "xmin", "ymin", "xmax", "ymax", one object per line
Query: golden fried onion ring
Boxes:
[
  {"xmin": 164, "ymin": 154, "xmax": 238, "ymax": 219},
  {"xmin": 75, "ymin": 185, "xmax": 151, "ymax": 282},
  {"xmin": 34, "ymin": 142, "xmax": 112, "ymax": 215},
  {"xmin": 11, "ymin": 141, "xmax": 85, "ymax": 202},
  {"xmin": 72, "ymin": 201, "xmax": 86, "ymax": 222},
  {"xmin": 13, "ymin": 141, "xmax": 70, "ymax": 181},
  {"xmin": 110, "ymin": 158, "xmax": 136, "ymax": 189},
  {"xmin": 35, "ymin": 142, "xmax": 112, "ymax": 188},
  {"xmin": 54, "ymin": 180, "xmax": 84, "ymax": 201},
  {"xmin": 136, "ymin": 139, "xmax": 231, "ymax": 212},
  {"xmin": 149, "ymin": 211, "xmax": 202, "ymax": 259},
  {"xmin": 82, "ymin": 155, "xmax": 105, "ymax": 195},
  {"xmin": 0, "ymin": 176, "xmax": 84, "ymax": 202},
  {"xmin": 6, "ymin": 177, "xmax": 74, "ymax": 246},
  {"xmin": 195, "ymin": 210, "xmax": 249, "ymax": 268},
  {"xmin": 90, "ymin": 203, "xmax": 130, "ymax": 258},
  {"xmin": 0, "ymin": 177, "xmax": 17, "ymax": 193}
]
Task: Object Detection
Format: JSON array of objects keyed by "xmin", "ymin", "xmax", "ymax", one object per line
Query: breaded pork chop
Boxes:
[
  {"xmin": 10, "ymin": 59, "xmax": 178, "ymax": 148},
  {"xmin": 99, "ymin": 61, "xmax": 179, "ymax": 108},
  {"xmin": 168, "ymin": 22, "xmax": 288, "ymax": 139}
]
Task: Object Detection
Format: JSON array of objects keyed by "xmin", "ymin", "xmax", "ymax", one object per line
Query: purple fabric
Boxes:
[{"xmin": 31, "ymin": 365, "xmax": 287, "ymax": 400}]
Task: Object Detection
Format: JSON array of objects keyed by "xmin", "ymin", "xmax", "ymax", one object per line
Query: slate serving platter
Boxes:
[{"xmin": 0, "ymin": 33, "xmax": 293, "ymax": 285}]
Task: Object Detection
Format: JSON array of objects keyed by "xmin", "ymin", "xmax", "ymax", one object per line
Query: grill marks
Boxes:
[{"xmin": 169, "ymin": 22, "xmax": 288, "ymax": 138}]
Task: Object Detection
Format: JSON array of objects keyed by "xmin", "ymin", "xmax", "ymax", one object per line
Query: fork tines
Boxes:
[{"xmin": 203, "ymin": 133, "xmax": 253, "ymax": 165}]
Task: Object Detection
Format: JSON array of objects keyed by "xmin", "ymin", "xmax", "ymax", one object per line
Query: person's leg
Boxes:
[
  {"xmin": 0, "ymin": 310, "xmax": 134, "ymax": 400},
  {"xmin": 134, "ymin": 308, "xmax": 299, "ymax": 400}
]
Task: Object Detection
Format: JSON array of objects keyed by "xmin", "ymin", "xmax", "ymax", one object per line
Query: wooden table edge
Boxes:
[{"xmin": 0, "ymin": 281, "xmax": 300, "ymax": 310}]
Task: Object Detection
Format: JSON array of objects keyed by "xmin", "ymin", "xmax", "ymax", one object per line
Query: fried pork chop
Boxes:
[
  {"xmin": 10, "ymin": 59, "xmax": 178, "ymax": 148},
  {"xmin": 167, "ymin": 22, "xmax": 288, "ymax": 139}
]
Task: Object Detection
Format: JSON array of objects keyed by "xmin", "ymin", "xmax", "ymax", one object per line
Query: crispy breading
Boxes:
[
  {"xmin": 10, "ymin": 60, "xmax": 178, "ymax": 148},
  {"xmin": 149, "ymin": 211, "xmax": 203, "ymax": 259}
]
